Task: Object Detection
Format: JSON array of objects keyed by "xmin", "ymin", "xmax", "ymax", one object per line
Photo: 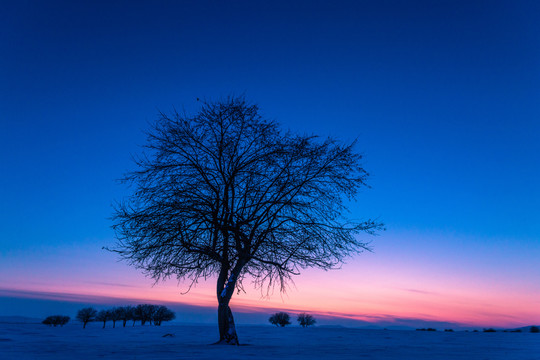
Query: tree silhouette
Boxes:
[
  {"xmin": 297, "ymin": 313, "xmax": 316, "ymax": 327},
  {"xmin": 112, "ymin": 97, "xmax": 381, "ymax": 344},
  {"xmin": 42, "ymin": 315, "xmax": 70, "ymax": 327},
  {"xmin": 109, "ymin": 307, "xmax": 123, "ymax": 328},
  {"xmin": 269, "ymin": 312, "xmax": 291, "ymax": 327},
  {"xmin": 76, "ymin": 307, "xmax": 97, "ymax": 329},
  {"xmin": 116, "ymin": 306, "xmax": 134, "ymax": 327},
  {"xmin": 134, "ymin": 304, "xmax": 156, "ymax": 326},
  {"xmin": 153, "ymin": 305, "xmax": 176, "ymax": 326},
  {"xmin": 96, "ymin": 310, "xmax": 110, "ymax": 328}
]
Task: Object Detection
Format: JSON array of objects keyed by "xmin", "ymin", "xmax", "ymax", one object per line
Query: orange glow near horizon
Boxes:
[
  {"xmin": 3, "ymin": 261, "xmax": 538, "ymax": 329},
  {"xmin": 2, "ymin": 232, "xmax": 539, "ymax": 329},
  {"xmin": 2, "ymin": 276, "xmax": 537, "ymax": 329}
]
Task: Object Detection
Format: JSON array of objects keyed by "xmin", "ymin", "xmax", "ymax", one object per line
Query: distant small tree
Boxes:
[
  {"xmin": 109, "ymin": 307, "xmax": 123, "ymax": 328},
  {"xmin": 135, "ymin": 304, "xmax": 156, "ymax": 326},
  {"xmin": 42, "ymin": 315, "xmax": 70, "ymax": 327},
  {"xmin": 131, "ymin": 306, "xmax": 141, "ymax": 326},
  {"xmin": 96, "ymin": 310, "xmax": 111, "ymax": 329},
  {"xmin": 76, "ymin": 307, "xmax": 97, "ymax": 329},
  {"xmin": 133, "ymin": 305, "xmax": 143, "ymax": 326},
  {"xmin": 58, "ymin": 315, "xmax": 70, "ymax": 326},
  {"xmin": 531, "ymin": 326, "xmax": 539, "ymax": 333},
  {"xmin": 153, "ymin": 305, "xmax": 176, "ymax": 326},
  {"xmin": 42, "ymin": 316, "xmax": 55, "ymax": 327},
  {"xmin": 269, "ymin": 312, "xmax": 291, "ymax": 327},
  {"xmin": 297, "ymin": 313, "xmax": 316, "ymax": 328},
  {"xmin": 115, "ymin": 306, "xmax": 134, "ymax": 327}
]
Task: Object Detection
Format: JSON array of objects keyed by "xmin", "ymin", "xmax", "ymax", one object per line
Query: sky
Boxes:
[{"xmin": 1, "ymin": 0, "xmax": 539, "ymax": 329}]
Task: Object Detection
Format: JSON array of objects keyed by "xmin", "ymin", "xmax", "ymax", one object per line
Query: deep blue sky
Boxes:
[{"xmin": 1, "ymin": 1, "xmax": 539, "ymax": 326}]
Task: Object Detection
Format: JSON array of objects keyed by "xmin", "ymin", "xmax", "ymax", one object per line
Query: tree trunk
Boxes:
[
  {"xmin": 215, "ymin": 260, "xmax": 245, "ymax": 345},
  {"xmin": 217, "ymin": 303, "xmax": 239, "ymax": 345},
  {"xmin": 83, "ymin": 321, "xmax": 87, "ymax": 329}
]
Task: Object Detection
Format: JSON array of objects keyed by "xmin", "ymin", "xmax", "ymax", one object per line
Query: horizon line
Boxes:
[{"xmin": 0, "ymin": 287, "xmax": 519, "ymax": 330}]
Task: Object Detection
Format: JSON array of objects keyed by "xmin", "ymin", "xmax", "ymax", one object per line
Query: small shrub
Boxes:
[
  {"xmin": 42, "ymin": 317, "xmax": 54, "ymax": 326},
  {"xmin": 42, "ymin": 315, "xmax": 70, "ymax": 327},
  {"xmin": 444, "ymin": 329, "xmax": 454, "ymax": 332},
  {"xmin": 269, "ymin": 312, "xmax": 291, "ymax": 327},
  {"xmin": 483, "ymin": 328, "xmax": 496, "ymax": 332},
  {"xmin": 530, "ymin": 326, "xmax": 539, "ymax": 333},
  {"xmin": 511, "ymin": 329, "xmax": 522, "ymax": 333}
]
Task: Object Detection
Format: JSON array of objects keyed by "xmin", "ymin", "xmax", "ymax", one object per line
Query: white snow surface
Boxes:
[{"xmin": 1, "ymin": 322, "xmax": 539, "ymax": 359}]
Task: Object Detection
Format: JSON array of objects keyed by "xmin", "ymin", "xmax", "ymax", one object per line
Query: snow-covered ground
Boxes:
[{"xmin": 1, "ymin": 322, "xmax": 539, "ymax": 359}]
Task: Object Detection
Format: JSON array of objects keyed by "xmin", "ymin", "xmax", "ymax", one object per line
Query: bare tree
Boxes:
[
  {"xmin": 131, "ymin": 306, "xmax": 140, "ymax": 326},
  {"xmin": 269, "ymin": 312, "xmax": 291, "ymax": 327},
  {"xmin": 76, "ymin": 307, "xmax": 97, "ymax": 329},
  {"xmin": 96, "ymin": 310, "xmax": 110, "ymax": 328},
  {"xmin": 109, "ymin": 307, "xmax": 122, "ymax": 328},
  {"xmin": 112, "ymin": 97, "xmax": 381, "ymax": 344},
  {"xmin": 135, "ymin": 304, "xmax": 156, "ymax": 326},
  {"xmin": 297, "ymin": 313, "xmax": 316, "ymax": 328},
  {"xmin": 116, "ymin": 306, "xmax": 134, "ymax": 327},
  {"xmin": 153, "ymin": 305, "xmax": 176, "ymax": 326}
]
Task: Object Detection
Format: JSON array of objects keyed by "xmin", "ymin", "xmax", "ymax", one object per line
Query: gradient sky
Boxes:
[{"xmin": 1, "ymin": 0, "xmax": 539, "ymax": 329}]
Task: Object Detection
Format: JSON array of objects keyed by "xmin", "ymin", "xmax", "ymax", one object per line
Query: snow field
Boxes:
[{"xmin": 1, "ymin": 323, "xmax": 539, "ymax": 359}]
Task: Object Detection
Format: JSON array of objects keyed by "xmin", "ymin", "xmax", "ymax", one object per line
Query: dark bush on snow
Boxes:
[
  {"xmin": 530, "ymin": 326, "xmax": 539, "ymax": 333},
  {"xmin": 42, "ymin": 315, "xmax": 70, "ymax": 327}
]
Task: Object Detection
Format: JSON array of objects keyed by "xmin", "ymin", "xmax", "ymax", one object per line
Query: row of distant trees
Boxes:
[
  {"xmin": 269, "ymin": 312, "xmax": 316, "ymax": 328},
  {"xmin": 75, "ymin": 305, "xmax": 175, "ymax": 328}
]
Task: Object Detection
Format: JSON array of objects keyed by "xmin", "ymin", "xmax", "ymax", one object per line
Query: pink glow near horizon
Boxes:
[{"xmin": 2, "ymin": 231, "xmax": 539, "ymax": 328}]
